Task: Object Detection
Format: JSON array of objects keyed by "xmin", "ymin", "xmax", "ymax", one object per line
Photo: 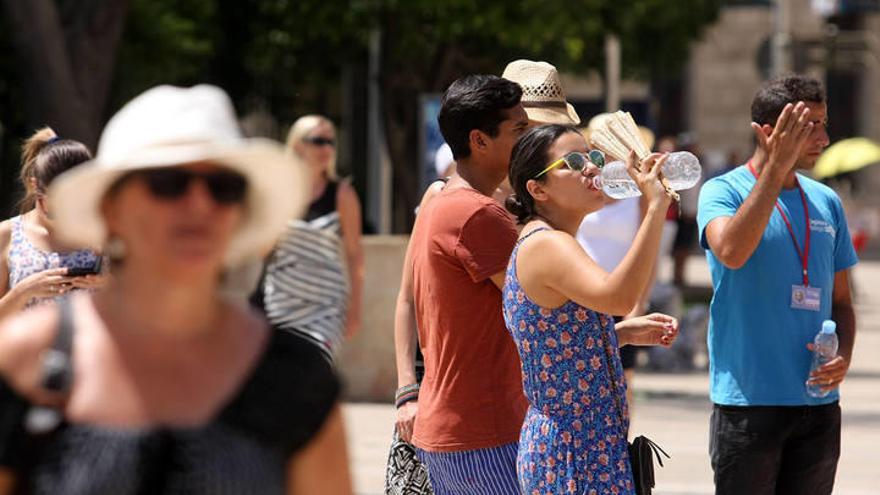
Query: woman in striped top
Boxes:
[{"xmin": 253, "ymin": 115, "xmax": 363, "ymax": 361}]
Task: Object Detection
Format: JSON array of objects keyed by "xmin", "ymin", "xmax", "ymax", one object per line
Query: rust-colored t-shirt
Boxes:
[{"xmin": 410, "ymin": 188, "xmax": 527, "ymax": 452}]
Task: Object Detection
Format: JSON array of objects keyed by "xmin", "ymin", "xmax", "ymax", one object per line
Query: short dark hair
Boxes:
[
  {"xmin": 751, "ymin": 75, "xmax": 825, "ymax": 127},
  {"xmin": 505, "ymin": 124, "xmax": 581, "ymax": 224},
  {"xmin": 438, "ymin": 75, "xmax": 523, "ymax": 160}
]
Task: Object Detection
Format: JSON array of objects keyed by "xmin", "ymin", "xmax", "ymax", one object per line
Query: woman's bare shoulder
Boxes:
[
  {"xmin": 0, "ymin": 218, "xmax": 15, "ymax": 252},
  {"xmin": 0, "ymin": 304, "xmax": 60, "ymax": 393},
  {"xmin": 518, "ymin": 227, "xmax": 585, "ymax": 266},
  {"xmin": 421, "ymin": 180, "xmax": 446, "ymax": 206},
  {"xmin": 520, "ymin": 226, "xmax": 574, "ymax": 248},
  {"xmin": 335, "ymin": 180, "xmax": 361, "ymax": 206}
]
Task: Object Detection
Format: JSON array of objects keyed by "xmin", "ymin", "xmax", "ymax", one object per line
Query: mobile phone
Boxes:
[{"xmin": 66, "ymin": 258, "xmax": 102, "ymax": 277}]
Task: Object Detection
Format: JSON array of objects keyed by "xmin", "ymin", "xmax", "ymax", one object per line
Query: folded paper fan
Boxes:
[
  {"xmin": 588, "ymin": 111, "xmax": 651, "ymax": 161},
  {"xmin": 588, "ymin": 111, "xmax": 680, "ymax": 202}
]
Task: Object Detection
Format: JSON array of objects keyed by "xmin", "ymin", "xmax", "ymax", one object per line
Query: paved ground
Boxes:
[{"xmin": 342, "ymin": 256, "xmax": 880, "ymax": 494}]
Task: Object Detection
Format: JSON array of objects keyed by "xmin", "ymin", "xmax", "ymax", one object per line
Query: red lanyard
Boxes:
[{"xmin": 747, "ymin": 162, "xmax": 811, "ymax": 286}]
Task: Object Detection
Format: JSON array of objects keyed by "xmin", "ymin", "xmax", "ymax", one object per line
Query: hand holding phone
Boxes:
[
  {"xmin": 66, "ymin": 266, "xmax": 99, "ymax": 277},
  {"xmin": 66, "ymin": 258, "xmax": 103, "ymax": 277}
]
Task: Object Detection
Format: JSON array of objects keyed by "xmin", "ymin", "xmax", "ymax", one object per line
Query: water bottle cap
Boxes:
[{"xmin": 821, "ymin": 320, "xmax": 836, "ymax": 334}]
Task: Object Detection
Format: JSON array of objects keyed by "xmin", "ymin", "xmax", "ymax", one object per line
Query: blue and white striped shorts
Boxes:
[{"xmin": 416, "ymin": 443, "xmax": 520, "ymax": 495}]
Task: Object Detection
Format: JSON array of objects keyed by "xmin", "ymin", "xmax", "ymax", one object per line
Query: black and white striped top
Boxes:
[{"xmin": 260, "ymin": 182, "xmax": 349, "ymax": 361}]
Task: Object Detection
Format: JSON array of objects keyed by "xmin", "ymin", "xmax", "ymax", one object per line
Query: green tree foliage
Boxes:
[
  {"xmin": 354, "ymin": 0, "xmax": 722, "ymax": 228},
  {"xmin": 110, "ymin": 0, "xmax": 216, "ymax": 110},
  {"xmin": 0, "ymin": 0, "xmax": 721, "ymax": 221}
]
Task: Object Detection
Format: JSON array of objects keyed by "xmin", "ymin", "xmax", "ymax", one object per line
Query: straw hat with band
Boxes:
[
  {"xmin": 48, "ymin": 84, "xmax": 308, "ymax": 267},
  {"xmin": 502, "ymin": 59, "xmax": 581, "ymax": 126}
]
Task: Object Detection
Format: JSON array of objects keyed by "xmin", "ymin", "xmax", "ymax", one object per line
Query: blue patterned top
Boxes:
[
  {"xmin": 503, "ymin": 228, "xmax": 634, "ymax": 494},
  {"xmin": 7, "ymin": 215, "xmax": 100, "ymax": 307}
]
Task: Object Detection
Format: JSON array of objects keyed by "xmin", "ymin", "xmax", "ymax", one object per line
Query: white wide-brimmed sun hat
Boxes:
[
  {"xmin": 48, "ymin": 84, "xmax": 308, "ymax": 267},
  {"xmin": 502, "ymin": 59, "xmax": 581, "ymax": 126}
]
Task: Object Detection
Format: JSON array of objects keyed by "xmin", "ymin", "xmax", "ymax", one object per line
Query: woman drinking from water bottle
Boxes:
[{"xmin": 502, "ymin": 124, "xmax": 678, "ymax": 494}]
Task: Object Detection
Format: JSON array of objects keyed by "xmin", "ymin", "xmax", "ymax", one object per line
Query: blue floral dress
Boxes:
[{"xmin": 502, "ymin": 228, "xmax": 634, "ymax": 495}]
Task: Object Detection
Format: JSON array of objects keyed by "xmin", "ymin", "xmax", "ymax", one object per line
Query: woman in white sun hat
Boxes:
[{"xmin": 0, "ymin": 85, "xmax": 352, "ymax": 494}]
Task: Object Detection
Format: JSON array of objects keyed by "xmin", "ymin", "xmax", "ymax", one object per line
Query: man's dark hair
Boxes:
[
  {"xmin": 437, "ymin": 75, "xmax": 523, "ymax": 160},
  {"xmin": 751, "ymin": 75, "xmax": 825, "ymax": 127}
]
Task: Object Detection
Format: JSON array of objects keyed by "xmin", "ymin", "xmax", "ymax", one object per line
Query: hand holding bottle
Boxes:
[
  {"xmin": 806, "ymin": 320, "xmax": 848, "ymax": 396},
  {"xmin": 624, "ymin": 151, "xmax": 672, "ymax": 208}
]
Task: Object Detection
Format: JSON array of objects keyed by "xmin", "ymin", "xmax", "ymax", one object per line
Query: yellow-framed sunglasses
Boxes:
[{"xmin": 534, "ymin": 150, "xmax": 606, "ymax": 179}]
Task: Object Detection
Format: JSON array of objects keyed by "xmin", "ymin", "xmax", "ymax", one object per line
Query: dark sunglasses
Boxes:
[
  {"xmin": 303, "ymin": 136, "xmax": 336, "ymax": 147},
  {"xmin": 130, "ymin": 168, "xmax": 247, "ymax": 204},
  {"xmin": 534, "ymin": 149, "xmax": 605, "ymax": 178}
]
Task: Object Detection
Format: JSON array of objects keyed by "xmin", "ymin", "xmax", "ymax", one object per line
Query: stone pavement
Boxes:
[{"xmin": 342, "ymin": 256, "xmax": 880, "ymax": 494}]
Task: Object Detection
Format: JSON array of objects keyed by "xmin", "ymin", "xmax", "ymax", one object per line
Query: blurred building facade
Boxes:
[
  {"xmin": 558, "ymin": 0, "xmax": 880, "ymax": 171},
  {"xmin": 690, "ymin": 0, "xmax": 880, "ymax": 163}
]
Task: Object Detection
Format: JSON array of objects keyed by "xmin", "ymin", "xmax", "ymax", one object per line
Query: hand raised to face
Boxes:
[{"xmin": 751, "ymin": 101, "xmax": 814, "ymax": 179}]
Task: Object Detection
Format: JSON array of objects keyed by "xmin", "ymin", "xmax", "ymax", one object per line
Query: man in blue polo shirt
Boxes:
[{"xmin": 697, "ymin": 75, "xmax": 858, "ymax": 494}]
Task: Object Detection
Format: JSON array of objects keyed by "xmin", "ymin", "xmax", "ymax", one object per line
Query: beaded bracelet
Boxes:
[
  {"xmin": 395, "ymin": 383, "xmax": 420, "ymax": 409},
  {"xmin": 395, "ymin": 393, "xmax": 418, "ymax": 409}
]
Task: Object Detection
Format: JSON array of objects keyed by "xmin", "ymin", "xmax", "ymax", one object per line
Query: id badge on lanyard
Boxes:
[
  {"xmin": 748, "ymin": 164, "xmax": 821, "ymax": 312},
  {"xmin": 791, "ymin": 285, "xmax": 821, "ymax": 311}
]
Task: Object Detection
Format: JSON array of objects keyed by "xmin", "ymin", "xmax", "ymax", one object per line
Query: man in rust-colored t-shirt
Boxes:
[
  {"xmin": 410, "ymin": 188, "xmax": 526, "ymax": 451},
  {"xmin": 408, "ymin": 74, "xmax": 529, "ymax": 493}
]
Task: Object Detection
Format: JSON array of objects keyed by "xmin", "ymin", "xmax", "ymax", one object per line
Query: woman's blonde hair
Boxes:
[
  {"xmin": 285, "ymin": 115, "xmax": 337, "ymax": 180},
  {"xmin": 19, "ymin": 127, "xmax": 92, "ymax": 213}
]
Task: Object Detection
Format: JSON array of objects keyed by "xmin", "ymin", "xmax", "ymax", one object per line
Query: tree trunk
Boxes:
[
  {"xmin": 379, "ymin": 27, "xmax": 477, "ymax": 232},
  {"xmin": 0, "ymin": 0, "xmax": 129, "ymax": 150}
]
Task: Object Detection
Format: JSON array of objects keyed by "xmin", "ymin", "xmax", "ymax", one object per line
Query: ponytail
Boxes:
[
  {"xmin": 18, "ymin": 127, "xmax": 92, "ymax": 213},
  {"xmin": 19, "ymin": 127, "xmax": 57, "ymax": 211},
  {"xmin": 504, "ymin": 194, "xmax": 533, "ymax": 225}
]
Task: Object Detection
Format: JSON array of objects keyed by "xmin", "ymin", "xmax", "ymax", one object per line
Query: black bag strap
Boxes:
[
  {"xmin": 600, "ymin": 319, "xmax": 671, "ymax": 495},
  {"xmin": 40, "ymin": 297, "xmax": 75, "ymax": 394},
  {"xmin": 597, "ymin": 319, "xmax": 629, "ymax": 429},
  {"xmin": 12, "ymin": 298, "xmax": 76, "ymax": 480},
  {"xmin": 633, "ymin": 435, "xmax": 670, "ymax": 467}
]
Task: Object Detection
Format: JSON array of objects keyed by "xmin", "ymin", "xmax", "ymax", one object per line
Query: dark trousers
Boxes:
[{"xmin": 710, "ymin": 402, "xmax": 841, "ymax": 495}]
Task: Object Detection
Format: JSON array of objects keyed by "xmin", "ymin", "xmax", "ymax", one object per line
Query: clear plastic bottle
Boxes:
[
  {"xmin": 806, "ymin": 320, "xmax": 839, "ymax": 399},
  {"xmin": 596, "ymin": 151, "xmax": 702, "ymax": 199}
]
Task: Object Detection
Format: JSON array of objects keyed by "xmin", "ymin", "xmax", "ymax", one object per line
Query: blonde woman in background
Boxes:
[
  {"xmin": 251, "ymin": 115, "xmax": 364, "ymax": 361},
  {"xmin": 0, "ymin": 128, "xmax": 103, "ymax": 320}
]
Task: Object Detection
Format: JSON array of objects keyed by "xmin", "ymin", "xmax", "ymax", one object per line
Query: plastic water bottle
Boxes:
[
  {"xmin": 596, "ymin": 151, "xmax": 702, "ymax": 199},
  {"xmin": 806, "ymin": 320, "xmax": 839, "ymax": 398}
]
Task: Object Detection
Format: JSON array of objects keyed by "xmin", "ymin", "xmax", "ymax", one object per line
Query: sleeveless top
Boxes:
[
  {"xmin": 255, "ymin": 181, "xmax": 349, "ymax": 361},
  {"xmin": 0, "ymin": 302, "xmax": 340, "ymax": 495},
  {"xmin": 502, "ymin": 228, "xmax": 633, "ymax": 494},
  {"xmin": 576, "ymin": 198, "xmax": 640, "ymax": 274},
  {"xmin": 7, "ymin": 215, "xmax": 100, "ymax": 307}
]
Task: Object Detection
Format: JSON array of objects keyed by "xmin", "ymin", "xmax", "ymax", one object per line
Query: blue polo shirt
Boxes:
[{"xmin": 697, "ymin": 166, "xmax": 858, "ymax": 406}]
